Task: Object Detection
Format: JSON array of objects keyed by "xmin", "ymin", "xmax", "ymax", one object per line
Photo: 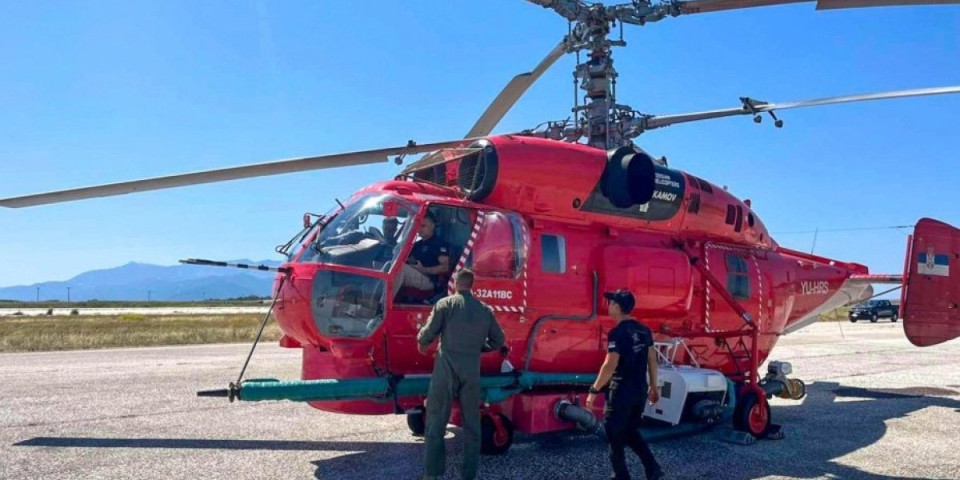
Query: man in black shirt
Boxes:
[
  {"xmin": 586, "ymin": 289, "xmax": 664, "ymax": 480},
  {"xmin": 395, "ymin": 213, "xmax": 450, "ymax": 298}
]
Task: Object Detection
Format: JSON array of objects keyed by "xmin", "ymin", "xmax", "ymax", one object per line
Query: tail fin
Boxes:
[{"xmin": 901, "ymin": 218, "xmax": 960, "ymax": 347}]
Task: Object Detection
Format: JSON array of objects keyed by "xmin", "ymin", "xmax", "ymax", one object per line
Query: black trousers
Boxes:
[{"xmin": 603, "ymin": 388, "xmax": 661, "ymax": 480}]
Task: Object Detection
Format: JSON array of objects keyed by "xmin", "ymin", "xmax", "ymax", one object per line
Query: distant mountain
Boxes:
[{"xmin": 0, "ymin": 259, "xmax": 282, "ymax": 302}]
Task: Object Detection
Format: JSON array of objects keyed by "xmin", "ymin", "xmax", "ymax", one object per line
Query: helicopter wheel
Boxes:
[
  {"xmin": 406, "ymin": 407, "xmax": 426, "ymax": 437},
  {"xmin": 480, "ymin": 413, "xmax": 514, "ymax": 455},
  {"xmin": 733, "ymin": 390, "xmax": 771, "ymax": 439}
]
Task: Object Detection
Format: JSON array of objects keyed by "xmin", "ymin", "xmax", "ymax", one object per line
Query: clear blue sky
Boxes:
[{"xmin": 1, "ymin": 1, "xmax": 958, "ymax": 290}]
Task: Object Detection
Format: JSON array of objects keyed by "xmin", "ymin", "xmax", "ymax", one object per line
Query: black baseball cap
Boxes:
[{"xmin": 604, "ymin": 289, "xmax": 635, "ymax": 314}]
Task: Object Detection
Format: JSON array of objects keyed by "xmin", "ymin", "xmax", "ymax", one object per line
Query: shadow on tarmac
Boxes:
[{"xmin": 15, "ymin": 382, "xmax": 960, "ymax": 480}]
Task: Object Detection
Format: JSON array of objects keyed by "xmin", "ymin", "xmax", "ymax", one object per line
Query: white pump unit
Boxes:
[{"xmin": 643, "ymin": 339, "xmax": 729, "ymax": 426}]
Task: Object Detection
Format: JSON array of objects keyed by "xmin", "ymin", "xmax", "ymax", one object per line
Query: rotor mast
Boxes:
[
  {"xmin": 527, "ymin": 1, "xmax": 676, "ymax": 149},
  {"xmin": 571, "ymin": 5, "xmax": 626, "ymax": 149}
]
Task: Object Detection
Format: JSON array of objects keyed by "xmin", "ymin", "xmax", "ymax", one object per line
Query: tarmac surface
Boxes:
[{"xmin": 1, "ymin": 322, "xmax": 958, "ymax": 480}]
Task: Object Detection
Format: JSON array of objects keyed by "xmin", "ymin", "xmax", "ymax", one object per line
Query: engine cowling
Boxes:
[
  {"xmin": 453, "ymin": 136, "xmax": 666, "ymax": 219},
  {"xmin": 599, "ymin": 146, "xmax": 657, "ymax": 209}
]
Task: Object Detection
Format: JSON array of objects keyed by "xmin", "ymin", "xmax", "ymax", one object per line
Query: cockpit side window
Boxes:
[
  {"xmin": 428, "ymin": 205, "xmax": 474, "ymax": 270},
  {"xmin": 468, "ymin": 211, "xmax": 526, "ymax": 278}
]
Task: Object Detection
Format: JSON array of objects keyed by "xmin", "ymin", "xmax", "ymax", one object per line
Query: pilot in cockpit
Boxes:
[
  {"xmin": 392, "ymin": 212, "xmax": 450, "ymax": 299},
  {"xmin": 374, "ymin": 217, "xmax": 401, "ymax": 264},
  {"xmin": 382, "ymin": 216, "xmax": 399, "ymax": 247},
  {"xmin": 321, "ymin": 217, "xmax": 363, "ymax": 247}
]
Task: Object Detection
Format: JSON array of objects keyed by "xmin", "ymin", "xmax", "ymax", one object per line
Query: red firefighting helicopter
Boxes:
[{"xmin": 3, "ymin": 0, "xmax": 960, "ymax": 454}]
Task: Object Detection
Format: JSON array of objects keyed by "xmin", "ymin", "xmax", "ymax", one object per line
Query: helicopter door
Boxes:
[
  {"xmin": 698, "ymin": 247, "xmax": 762, "ymax": 374},
  {"xmin": 704, "ymin": 246, "xmax": 761, "ymax": 330},
  {"xmin": 463, "ymin": 211, "xmax": 529, "ymax": 372},
  {"xmin": 386, "ymin": 205, "xmax": 476, "ymax": 373}
]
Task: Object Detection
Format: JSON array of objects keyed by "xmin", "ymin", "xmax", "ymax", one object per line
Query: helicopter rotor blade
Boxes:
[
  {"xmin": 674, "ymin": 0, "xmax": 807, "ymax": 15},
  {"xmin": 0, "ymin": 138, "xmax": 479, "ymax": 208},
  {"xmin": 642, "ymin": 85, "xmax": 960, "ymax": 130},
  {"xmin": 465, "ymin": 39, "xmax": 568, "ymax": 138},
  {"xmin": 673, "ymin": 0, "xmax": 959, "ymax": 15},
  {"xmin": 817, "ymin": 0, "xmax": 960, "ymax": 9}
]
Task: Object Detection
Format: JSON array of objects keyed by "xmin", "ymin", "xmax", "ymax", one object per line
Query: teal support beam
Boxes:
[
  {"xmin": 227, "ymin": 371, "xmax": 599, "ymax": 404},
  {"xmin": 239, "ymin": 378, "xmax": 391, "ymax": 402}
]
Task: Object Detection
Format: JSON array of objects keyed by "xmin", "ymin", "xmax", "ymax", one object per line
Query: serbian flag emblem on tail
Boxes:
[{"xmin": 918, "ymin": 249, "xmax": 950, "ymax": 277}]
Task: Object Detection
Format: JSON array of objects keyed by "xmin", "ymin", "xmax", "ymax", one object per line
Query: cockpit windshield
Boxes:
[{"xmin": 292, "ymin": 193, "xmax": 420, "ymax": 273}]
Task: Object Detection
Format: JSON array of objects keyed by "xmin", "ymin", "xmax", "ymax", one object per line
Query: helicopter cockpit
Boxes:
[
  {"xmin": 273, "ymin": 189, "xmax": 528, "ymax": 339},
  {"xmin": 274, "ymin": 193, "xmax": 420, "ymax": 339},
  {"xmin": 275, "ymin": 193, "xmax": 477, "ymax": 339},
  {"xmin": 293, "ymin": 193, "xmax": 420, "ymax": 273}
]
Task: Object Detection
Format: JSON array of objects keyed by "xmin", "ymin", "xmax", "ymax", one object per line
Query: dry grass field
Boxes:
[
  {"xmin": 0, "ymin": 305, "xmax": 864, "ymax": 353},
  {"xmin": 0, "ymin": 313, "xmax": 282, "ymax": 352}
]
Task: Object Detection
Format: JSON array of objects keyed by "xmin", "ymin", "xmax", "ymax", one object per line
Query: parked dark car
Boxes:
[{"xmin": 849, "ymin": 300, "xmax": 899, "ymax": 323}]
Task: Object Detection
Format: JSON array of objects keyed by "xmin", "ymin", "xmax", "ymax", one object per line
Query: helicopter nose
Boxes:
[{"xmin": 272, "ymin": 263, "xmax": 326, "ymax": 346}]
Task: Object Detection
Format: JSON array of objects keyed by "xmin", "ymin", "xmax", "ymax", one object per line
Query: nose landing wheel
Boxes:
[
  {"xmin": 406, "ymin": 406, "xmax": 426, "ymax": 437},
  {"xmin": 480, "ymin": 412, "xmax": 514, "ymax": 455}
]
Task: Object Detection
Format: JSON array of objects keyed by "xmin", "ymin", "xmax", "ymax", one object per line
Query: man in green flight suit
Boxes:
[{"xmin": 418, "ymin": 268, "xmax": 506, "ymax": 480}]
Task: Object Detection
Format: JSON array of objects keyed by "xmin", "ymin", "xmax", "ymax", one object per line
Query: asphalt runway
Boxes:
[{"xmin": 2, "ymin": 322, "xmax": 958, "ymax": 480}]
